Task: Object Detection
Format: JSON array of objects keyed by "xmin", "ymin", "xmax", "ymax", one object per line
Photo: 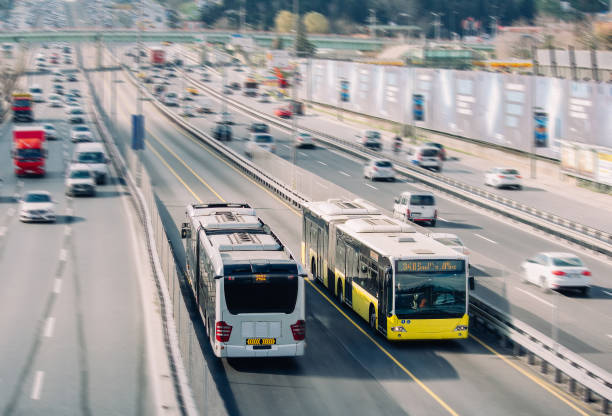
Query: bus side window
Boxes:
[
  {"xmin": 357, "ymin": 258, "xmax": 368, "ymax": 287},
  {"xmin": 335, "ymin": 240, "xmax": 346, "ymax": 276},
  {"xmin": 368, "ymin": 266, "xmax": 379, "ymax": 296}
]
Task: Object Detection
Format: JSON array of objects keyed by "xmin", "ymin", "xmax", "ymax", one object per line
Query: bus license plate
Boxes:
[{"xmin": 246, "ymin": 338, "xmax": 276, "ymax": 346}]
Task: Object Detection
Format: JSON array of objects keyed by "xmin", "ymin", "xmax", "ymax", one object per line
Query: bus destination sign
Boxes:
[{"xmin": 397, "ymin": 260, "xmax": 464, "ymax": 273}]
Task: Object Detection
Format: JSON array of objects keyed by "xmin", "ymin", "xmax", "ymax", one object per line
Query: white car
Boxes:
[
  {"xmin": 70, "ymin": 125, "xmax": 93, "ymax": 142},
  {"xmin": 180, "ymin": 105, "xmax": 195, "ymax": 117},
  {"xmin": 356, "ymin": 130, "xmax": 382, "ymax": 150},
  {"xmin": 407, "ymin": 146, "xmax": 442, "ymax": 172},
  {"xmin": 364, "ymin": 159, "xmax": 395, "ymax": 181},
  {"xmin": 245, "ymin": 133, "xmax": 276, "ymax": 158},
  {"xmin": 43, "ymin": 123, "xmax": 58, "ymax": 140},
  {"xmin": 65, "ymin": 164, "xmax": 96, "ymax": 196},
  {"xmin": 521, "ymin": 252, "xmax": 591, "ymax": 295},
  {"xmin": 485, "ymin": 167, "xmax": 522, "ymax": 190},
  {"xmin": 29, "ymin": 85, "xmax": 44, "ymax": 102},
  {"xmin": 430, "ymin": 233, "xmax": 469, "ymax": 256},
  {"xmin": 258, "ymin": 93, "xmax": 270, "ymax": 103},
  {"xmin": 162, "ymin": 92, "xmax": 179, "ymax": 106},
  {"xmin": 294, "ymin": 132, "xmax": 315, "ymax": 148},
  {"xmin": 215, "ymin": 111, "xmax": 233, "ymax": 125},
  {"xmin": 48, "ymin": 94, "xmax": 63, "ymax": 107},
  {"xmin": 19, "ymin": 190, "xmax": 56, "ymax": 222},
  {"xmin": 72, "ymin": 142, "xmax": 110, "ymax": 184}
]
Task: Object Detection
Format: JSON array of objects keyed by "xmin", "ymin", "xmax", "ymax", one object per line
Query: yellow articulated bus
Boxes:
[{"xmin": 302, "ymin": 199, "xmax": 474, "ymax": 340}]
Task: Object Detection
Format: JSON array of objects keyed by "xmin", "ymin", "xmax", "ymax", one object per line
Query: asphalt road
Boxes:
[
  {"xmin": 84, "ymin": 45, "xmax": 602, "ymax": 416},
  {"xmin": 106, "ymin": 47, "xmax": 612, "ymax": 373},
  {"xmin": 178, "ymin": 47, "xmax": 612, "ymax": 234},
  {"xmin": 0, "ymin": 48, "xmax": 148, "ymax": 415}
]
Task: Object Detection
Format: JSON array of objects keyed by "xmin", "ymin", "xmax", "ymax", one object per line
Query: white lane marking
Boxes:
[
  {"xmin": 317, "ymin": 161, "xmax": 327, "ymax": 166},
  {"xmin": 0, "ymin": 226, "xmax": 6, "ymax": 237},
  {"xmin": 53, "ymin": 278, "xmax": 62, "ymax": 294},
  {"xmin": 299, "ymin": 152, "xmax": 308, "ymax": 158},
  {"xmin": 44, "ymin": 317, "xmax": 55, "ymax": 338},
  {"xmin": 339, "ymin": 171, "xmax": 350, "ymax": 177},
  {"xmin": 31, "ymin": 371, "xmax": 44, "ymax": 400},
  {"xmin": 474, "ymin": 233, "xmax": 498, "ymax": 244},
  {"xmin": 59, "ymin": 248, "xmax": 68, "ymax": 262},
  {"xmin": 365, "ymin": 183, "xmax": 378, "ymax": 190},
  {"xmin": 607, "ymin": 334, "xmax": 612, "ymax": 339},
  {"xmin": 515, "ymin": 287, "xmax": 554, "ymax": 308},
  {"xmin": 437, "ymin": 217, "xmax": 447, "ymax": 222},
  {"xmin": 64, "ymin": 226, "xmax": 72, "ymax": 236},
  {"xmin": 281, "ymin": 144, "xmax": 290, "ymax": 149},
  {"xmin": 602, "ymin": 290, "xmax": 612, "ymax": 297}
]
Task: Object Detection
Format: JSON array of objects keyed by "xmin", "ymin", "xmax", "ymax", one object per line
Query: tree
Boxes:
[
  {"xmin": 519, "ymin": 0, "xmax": 535, "ymax": 24},
  {"xmin": 275, "ymin": 10, "xmax": 295, "ymax": 33},
  {"xmin": 296, "ymin": 16, "xmax": 316, "ymax": 57},
  {"xmin": 304, "ymin": 11, "xmax": 329, "ymax": 33}
]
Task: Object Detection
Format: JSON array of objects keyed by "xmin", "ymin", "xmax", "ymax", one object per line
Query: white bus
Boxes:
[
  {"xmin": 302, "ymin": 199, "xmax": 474, "ymax": 340},
  {"xmin": 182, "ymin": 203, "xmax": 306, "ymax": 357}
]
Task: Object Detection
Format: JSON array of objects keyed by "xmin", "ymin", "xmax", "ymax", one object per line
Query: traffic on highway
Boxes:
[{"xmin": 1, "ymin": 0, "xmax": 611, "ymax": 414}]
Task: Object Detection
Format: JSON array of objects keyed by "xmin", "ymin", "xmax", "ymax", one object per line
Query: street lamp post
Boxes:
[{"xmin": 290, "ymin": 0, "xmax": 299, "ymax": 190}]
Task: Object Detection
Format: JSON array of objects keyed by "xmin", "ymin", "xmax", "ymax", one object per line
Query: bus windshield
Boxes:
[
  {"xmin": 394, "ymin": 260, "xmax": 466, "ymax": 319},
  {"xmin": 17, "ymin": 148, "xmax": 43, "ymax": 159},
  {"xmin": 14, "ymin": 99, "xmax": 31, "ymax": 107},
  {"xmin": 224, "ymin": 275, "xmax": 298, "ymax": 314}
]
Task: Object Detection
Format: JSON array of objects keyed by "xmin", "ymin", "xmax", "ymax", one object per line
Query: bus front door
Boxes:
[{"xmin": 377, "ymin": 268, "xmax": 389, "ymax": 335}]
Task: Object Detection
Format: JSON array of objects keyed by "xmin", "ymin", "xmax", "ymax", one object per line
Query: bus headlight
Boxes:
[
  {"xmin": 454, "ymin": 325, "xmax": 468, "ymax": 331},
  {"xmin": 391, "ymin": 326, "xmax": 407, "ymax": 332}
]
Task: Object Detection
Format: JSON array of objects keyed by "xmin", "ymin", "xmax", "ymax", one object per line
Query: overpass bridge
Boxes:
[{"xmin": 0, "ymin": 29, "xmax": 395, "ymax": 51}]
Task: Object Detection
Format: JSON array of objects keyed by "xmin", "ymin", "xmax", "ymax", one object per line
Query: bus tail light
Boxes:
[
  {"xmin": 291, "ymin": 320, "xmax": 306, "ymax": 341},
  {"xmin": 406, "ymin": 209, "xmax": 411, "ymax": 218},
  {"xmin": 215, "ymin": 321, "xmax": 232, "ymax": 342},
  {"xmin": 551, "ymin": 270, "xmax": 565, "ymax": 276}
]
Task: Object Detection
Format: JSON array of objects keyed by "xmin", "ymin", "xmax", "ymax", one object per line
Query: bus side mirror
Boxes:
[
  {"xmin": 469, "ymin": 276, "xmax": 475, "ymax": 291},
  {"xmin": 181, "ymin": 222, "xmax": 190, "ymax": 239}
]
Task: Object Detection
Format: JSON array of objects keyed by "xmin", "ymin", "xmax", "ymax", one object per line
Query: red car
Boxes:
[{"xmin": 274, "ymin": 107, "xmax": 292, "ymax": 118}]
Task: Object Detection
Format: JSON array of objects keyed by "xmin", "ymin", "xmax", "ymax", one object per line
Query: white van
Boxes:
[
  {"xmin": 393, "ymin": 191, "xmax": 438, "ymax": 226},
  {"xmin": 72, "ymin": 142, "xmax": 110, "ymax": 184},
  {"xmin": 407, "ymin": 146, "xmax": 442, "ymax": 172}
]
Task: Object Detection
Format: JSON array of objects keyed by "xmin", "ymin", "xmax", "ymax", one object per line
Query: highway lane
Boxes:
[
  {"xmin": 176, "ymin": 47, "xmax": 612, "ymax": 233},
  {"xmin": 86, "ymin": 45, "xmax": 599, "ymax": 416},
  {"xmin": 0, "ymin": 50, "xmax": 149, "ymax": 414},
  {"xmin": 108, "ymin": 52, "xmax": 612, "ymax": 372}
]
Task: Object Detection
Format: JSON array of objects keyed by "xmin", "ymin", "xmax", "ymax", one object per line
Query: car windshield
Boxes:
[
  {"xmin": 435, "ymin": 237, "xmax": 463, "ymax": 247},
  {"xmin": 30, "ymin": 88, "xmax": 42, "ymax": 94},
  {"xmin": 255, "ymin": 135, "xmax": 273, "ymax": 143},
  {"xmin": 376, "ymin": 161, "xmax": 392, "ymax": 168},
  {"xmin": 395, "ymin": 260, "xmax": 466, "ymax": 319},
  {"xmin": 75, "ymin": 126, "xmax": 89, "ymax": 132},
  {"xmin": 71, "ymin": 109, "xmax": 83, "ymax": 114},
  {"xmin": 166, "ymin": 93, "xmax": 176, "ymax": 98},
  {"xmin": 410, "ymin": 195, "xmax": 435, "ymax": 205},
  {"xmin": 552, "ymin": 257, "xmax": 583, "ymax": 267},
  {"xmin": 365, "ymin": 131, "xmax": 380, "ymax": 139},
  {"xmin": 421, "ymin": 149, "xmax": 439, "ymax": 157},
  {"xmin": 501, "ymin": 169, "xmax": 519, "ymax": 175},
  {"xmin": 425, "ymin": 142, "xmax": 442, "ymax": 149},
  {"xmin": 77, "ymin": 152, "xmax": 105, "ymax": 163},
  {"xmin": 44, "ymin": 125, "xmax": 54, "ymax": 130},
  {"xmin": 25, "ymin": 193, "xmax": 51, "ymax": 203},
  {"xmin": 70, "ymin": 170, "xmax": 91, "ymax": 179}
]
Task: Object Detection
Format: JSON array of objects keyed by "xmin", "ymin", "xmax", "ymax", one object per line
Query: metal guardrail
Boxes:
[
  {"xmin": 178, "ymin": 68, "xmax": 612, "ymax": 257},
  {"xmin": 79, "ymin": 50, "xmax": 197, "ymax": 416},
  {"xmin": 118, "ymin": 61, "xmax": 612, "ymax": 413}
]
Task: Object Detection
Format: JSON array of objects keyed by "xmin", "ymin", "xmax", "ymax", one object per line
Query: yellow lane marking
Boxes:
[
  {"xmin": 470, "ymin": 335, "xmax": 591, "ymax": 416},
  {"xmin": 148, "ymin": 143, "xmax": 202, "ymax": 203},
  {"xmin": 306, "ymin": 279, "xmax": 459, "ymax": 416},
  {"xmin": 147, "ymin": 130, "xmax": 226, "ymax": 202}
]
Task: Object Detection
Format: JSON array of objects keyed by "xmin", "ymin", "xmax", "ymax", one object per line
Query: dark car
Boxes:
[
  {"xmin": 66, "ymin": 74, "xmax": 77, "ymax": 82},
  {"xmin": 212, "ymin": 123, "xmax": 232, "ymax": 141},
  {"xmin": 230, "ymin": 82, "xmax": 241, "ymax": 90},
  {"xmin": 154, "ymin": 84, "xmax": 166, "ymax": 95},
  {"xmin": 248, "ymin": 122, "xmax": 269, "ymax": 133}
]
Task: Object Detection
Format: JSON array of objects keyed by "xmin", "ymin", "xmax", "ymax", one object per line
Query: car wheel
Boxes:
[
  {"xmin": 389, "ymin": 177, "xmax": 395, "ymax": 182},
  {"xmin": 516, "ymin": 185, "xmax": 522, "ymax": 190},
  {"xmin": 430, "ymin": 219, "xmax": 437, "ymax": 227},
  {"xmin": 580, "ymin": 287, "xmax": 590, "ymax": 297}
]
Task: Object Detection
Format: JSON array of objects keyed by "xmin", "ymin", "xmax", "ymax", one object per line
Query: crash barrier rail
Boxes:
[
  {"xmin": 118, "ymin": 60, "xmax": 612, "ymax": 413},
  {"xmin": 79, "ymin": 50, "xmax": 198, "ymax": 416},
  {"xmin": 176, "ymin": 68, "xmax": 612, "ymax": 257}
]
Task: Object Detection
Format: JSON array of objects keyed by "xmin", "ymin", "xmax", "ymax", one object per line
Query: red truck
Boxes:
[
  {"xmin": 151, "ymin": 48, "xmax": 166, "ymax": 66},
  {"xmin": 12, "ymin": 126, "xmax": 47, "ymax": 177},
  {"xmin": 12, "ymin": 92, "xmax": 34, "ymax": 122}
]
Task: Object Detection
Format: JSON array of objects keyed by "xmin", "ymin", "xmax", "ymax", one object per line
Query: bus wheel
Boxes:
[
  {"xmin": 369, "ymin": 306, "xmax": 376, "ymax": 330},
  {"xmin": 337, "ymin": 281, "xmax": 343, "ymax": 304}
]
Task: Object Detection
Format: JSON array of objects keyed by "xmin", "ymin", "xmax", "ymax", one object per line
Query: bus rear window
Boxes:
[{"xmin": 224, "ymin": 275, "xmax": 298, "ymax": 314}]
